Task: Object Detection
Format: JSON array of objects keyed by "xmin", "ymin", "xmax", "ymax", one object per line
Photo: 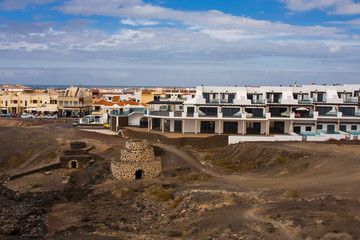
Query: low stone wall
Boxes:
[
  {"xmin": 120, "ymin": 147, "xmax": 154, "ymax": 162},
  {"xmin": 111, "ymin": 157, "xmax": 161, "ymax": 180}
]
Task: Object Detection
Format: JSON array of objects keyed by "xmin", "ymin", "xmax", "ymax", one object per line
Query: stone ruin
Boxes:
[
  {"xmin": 60, "ymin": 141, "xmax": 97, "ymax": 169},
  {"xmin": 111, "ymin": 139, "xmax": 162, "ymax": 180}
]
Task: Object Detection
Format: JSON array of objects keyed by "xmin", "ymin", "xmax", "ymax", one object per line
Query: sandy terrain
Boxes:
[{"xmin": 1, "ymin": 118, "xmax": 360, "ymax": 239}]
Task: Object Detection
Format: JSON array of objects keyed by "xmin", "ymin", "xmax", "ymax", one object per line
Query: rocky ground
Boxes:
[{"xmin": 1, "ymin": 118, "xmax": 360, "ymax": 239}]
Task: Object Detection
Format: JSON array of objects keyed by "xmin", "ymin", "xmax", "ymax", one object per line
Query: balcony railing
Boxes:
[
  {"xmin": 252, "ymin": 100, "xmax": 266, "ymax": 104},
  {"xmin": 199, "ymin": 112, "xmax": 218, "ymax": 117},
  {"xmin": 313, "ymin": 98, "xmax": 327, "ymax": 102},
  {"xmin": 294, "ymin": 113, "xmax": 313, "ymax": 118},
  {"xmin": 148, "ymin": 111, "xmax": 170, "ymax": 116},
  {"xmin": 246, "ymin": 114, "xmax": 266, "ymax": 118},
  {"xmin": 223, "ymin": 113, "xmax": 242, "ymax": 118},
  {"xmin": 187, "ymin": 112, "xmax": 194, "ymax": 117},
  {"xmin": 174, "ymin": 111, "xmax": 183, "ymax": 117},
  {"xmin": 298, "ymin": 99, "xmax": 312, "ymax": 104},
  {"xmin": 267, "ymin": 99, "xmax": 281, "ymax": 103},
  {"xmin": 344, "ymin": 98, "xmax": 358, "ymax": 103}
]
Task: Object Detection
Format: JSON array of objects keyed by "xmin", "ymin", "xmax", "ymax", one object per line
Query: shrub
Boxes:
[
  {"xmin": 142, "ymin": 184, "xmax": 174, "ymax": 202},
  {"xmin": 8, "ymin": 149, "xmax": 35, "ymax": 169},
  {"xmin": 46, "ymin": 151, "xmax": 57, "ymax": 160},
  {"xmin": 112, "ymin": 188, "xmax": 134, "ymax": 198},
  {"xmin": 284, "ymin": 189, "xmax": 300, "ymax": 198},
  {"xmin": 276, "ymin": 155, "xmax": 291, "ymax": 164},
  {"xmin": 204, "ymin": 153, "xmax": 214, "ymax": 160},
  {"xmin": 31, "ymin": 183, "xmax": 43, "ymax": 189}
]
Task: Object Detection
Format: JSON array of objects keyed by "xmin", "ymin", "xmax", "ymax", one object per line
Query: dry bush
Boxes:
[
  {"xmin": 142, "ymin": 184, "xmax": 174, "ymax": 202},
  {"xmin": 284, "ymin": 189, "xmax": 300, "ymax": 198},
  {"xmin": 112, "ymin": 187, "xmax": 134, "ymax": 198}
]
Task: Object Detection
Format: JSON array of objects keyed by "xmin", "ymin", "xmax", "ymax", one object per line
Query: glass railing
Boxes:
[
  {"xmin": 344, "ymin": 99, "xmax": 358, "ymax": 103},
  {"xmin": 252, "ymin": 100, "xmax": 266, "ymax": 104},
  {"xmin": 148, "ymin": 111, "xmax": 170, "ymax": 116},
  {"xmin": 294, "ymin": 113, "xmax": 313, "ymax": 118},
  {"xmin": 298, "ymin": 99, "xmax": 312, "ymax": 104},
  {"xmin": 313, "ymin": 98, "xmax": 327, "ymax": 102},
  {"xmin": 266, "ymin": 99, "xmax": 281, "ymax": 103}
]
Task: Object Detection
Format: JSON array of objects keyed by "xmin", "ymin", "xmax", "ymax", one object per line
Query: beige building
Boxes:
[
  {"xmin": 57, "ymin": 86, "xmax": 93, "ymax": 117},
  {"xmin": 0, "ymin": 91, "xmax": 58, "ymax": 114}
]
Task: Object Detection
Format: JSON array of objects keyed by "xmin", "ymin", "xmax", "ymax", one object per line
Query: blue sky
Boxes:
[{"xmin": 0, "ymin": 0, "xmax": 360, "ymax": 87}]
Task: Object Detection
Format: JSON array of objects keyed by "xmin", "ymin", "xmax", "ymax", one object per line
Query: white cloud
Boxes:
[
  {"xmin": 0, "ymin": 0, "xmax": 56, "ymax": 10},
  {"xmin": 279, "ymin": 0, "xmax": 360, "ymax": 15},
  {"xmin": 121, "ymin": 18, "xmax": 159, "ymax": 26}
]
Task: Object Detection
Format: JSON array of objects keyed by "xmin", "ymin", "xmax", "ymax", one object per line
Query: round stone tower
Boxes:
[{"xmin": 111, "ymin": 139, "xmax": 162, "ymax": 180}]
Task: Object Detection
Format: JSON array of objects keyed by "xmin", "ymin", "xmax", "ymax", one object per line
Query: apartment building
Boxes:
[
  {"xmin": 57, "ymin": 86, "xmax": 92, "ymax": 117},
  {"xmin": 145, "ymin": 84, "xmax": 360, "ymax": 140},
  {"xmin": 0, "ymin": 91, "xmax": 58, "ymax": 114}
]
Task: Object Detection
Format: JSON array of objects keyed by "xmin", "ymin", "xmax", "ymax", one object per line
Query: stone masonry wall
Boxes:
[
  {"xmin": 111, "ymin": 139, "xmax": 162, "ymax": 180},
  {"xmin": 111, "ymin": 157, "xmax": 161, "ymax": 180}
]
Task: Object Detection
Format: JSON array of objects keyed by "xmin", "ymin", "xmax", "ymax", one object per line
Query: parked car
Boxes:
[
  {"xmin": 103, "ymin": 124, "xmax": 110, "ymax": 129},
  {"xmin": 0, "ymin": 113, "xmax": 6, "ymax": 117},
  {"xmin": 73, "ymin": 119, "xmax": 79, "ymax": 127},
  {"xmin": 44, "ymin": 115, "xmax": 55, "ymax": 119}
]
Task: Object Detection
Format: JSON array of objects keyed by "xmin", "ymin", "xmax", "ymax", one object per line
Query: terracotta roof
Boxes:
[{"xmin": 112, "ymin": 96, "xmax": 120, "ymax": 102}]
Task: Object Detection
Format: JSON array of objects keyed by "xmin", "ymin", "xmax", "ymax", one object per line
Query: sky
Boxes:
[{"xmin": 0, "ymin": 0, "xmax": 360, "ymax": 87}]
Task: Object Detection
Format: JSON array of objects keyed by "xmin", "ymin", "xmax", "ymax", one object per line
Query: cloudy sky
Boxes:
[{"xmin": 0, "ymin": 0, "xmax": 360, "ymax": 87}]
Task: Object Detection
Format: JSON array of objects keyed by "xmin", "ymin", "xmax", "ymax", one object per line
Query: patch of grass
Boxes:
[
  {"xmin": 8, "ymin": 149, "xmax": 35, "ymax": 169},
  {"xmin": 106, "ymin": 147, "xmax": 115, "ymax": 152},
  {"xmin": 276, "ymin": 155, "xmax": 291, "ymax": 164},
  {"xmin": 46, "ymin": 151, "xmax": 57, "ymax": 160},
  {"xmin": 177, "ymin": 172, "xmax": 213, "ymax": 182},
  {"xmin": 31, "ymin": 183, "xmax": 43, "ymax": 189},
  {"xmin": 214, "ymin": 158, "xmax": 255, "ymax": 172},
  {"xmin": 214, "ymin": 158, "xmax": 234, "ymax": 169},
  {"xmin": 112, "ymin": 188, "xmax": 134, "ymax": 198},
  {"xmin": 284, "ymin": 189, "xmax": 300, "ymax": 198},
  {"xmin": 142, "ymin": 184, "xmax": 174, "ymax": 202},
  {"xmin": 204, "ymin": 153, "xmax": 214, "ymax": 160}
]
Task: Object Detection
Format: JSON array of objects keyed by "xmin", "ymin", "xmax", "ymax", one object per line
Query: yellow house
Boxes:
[{"xmin": 57, "ymin": 86, "xmax": 92, "ymax": 117}]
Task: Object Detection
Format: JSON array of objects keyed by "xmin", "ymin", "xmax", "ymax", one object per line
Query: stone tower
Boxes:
[{"xmin": 111, "ymin": 139, "xmax": 162, "ymax": 180}]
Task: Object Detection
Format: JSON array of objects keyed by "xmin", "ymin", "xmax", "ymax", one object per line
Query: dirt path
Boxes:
[{"xmin": 159, "ymin": 143, "xmax": 219, "ymax": 176}]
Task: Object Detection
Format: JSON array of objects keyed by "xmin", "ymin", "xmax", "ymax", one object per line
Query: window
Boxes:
[
  {"xmin": 317, "ymin": 125, "xmax": 323, "ymax": 130},
  {"xmin": 351, "ymin": 125, "xmax": 357, "ymax": 130},
  {"xmin": 306, "ymin": 126, "xmax": 312, "ymax": 131},
  {"xmin": 59, "ymin": 101, "xmax": 63, "ymax": 106},
  {"xmin": 64, "ymin": 101, "xmax": 69, "ymax": 106},
  {"xmin": 32, "ymin": 100, "xmax": 37, "ymax": 103},
  {"xmin": 13, "ymin": 100, "xmax": 18, "ymax": 104}
]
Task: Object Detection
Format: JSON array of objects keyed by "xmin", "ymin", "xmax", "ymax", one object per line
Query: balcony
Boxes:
[
  {"xmin": 223, "ymin": 113, "xmax": 242, "ymax": 118},
  {"xmin": 252, "ymin": 100, "xmax": 266, "ymax": 104},
  {"xmin": 294, "ymin": 113, "xmax": 313, "ymax": 118},
  {"xmin": 174, "ymin": 111, "xmax": 183, "ymax": 117},
  {"xmin": 148, "ymin": 111, "xmax": 170, "ymax": 116},
  {"xmin": 313, "ymin": 98, "xmax": 327, "ymax": 103},
  {"xmin": 246, "ymin": 114, "xmax": 266, "ymax": 118},
  {"xmin": 199, "ymin": 112, "xmax": 218, "ymax": 117},
  {"xmin": 267, "ymin": 99, "xmax": 281, "ymax": 103},
  {"xmin": 344, "ymin": 98, "xmax": 358, "ymax": 103},
  {"xmin": 298, "ymin": 99, "xmax": 312, "ymax": 104}
]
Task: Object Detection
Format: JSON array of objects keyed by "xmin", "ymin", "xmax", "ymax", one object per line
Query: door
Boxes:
[
  {"xmin": 293, "ymin": 126, "xmax": 301, "ymax": 134},
  {"xmin": 223, "ymin": 122, "xmax": 238, "ymax": 134},
  {"xmin": 327, "ymin": 125, "xmax": 335, "ymax": 133},
  {"xmin": 174, "ymin": 120, "xmax": 182, "ymax": 132},
  {"xmin": 270, "ymin": 121, "xmax": 285, "ymax": 134},
  {"xmin": 246, "ymin": 122, "xmax": 261, "ymax": 134},
  {"xmin": 200, "ymin": 121, "xmax": 215, "ymax": 133},
  {"xmin": 339, "ymin": 125, "xmax": 346, "ymax": 132}
]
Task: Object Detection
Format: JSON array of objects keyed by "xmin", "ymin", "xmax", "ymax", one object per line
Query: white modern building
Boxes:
[{"xmin": 145, "ymin": 84, "xmax": 360, "ymax": 141}]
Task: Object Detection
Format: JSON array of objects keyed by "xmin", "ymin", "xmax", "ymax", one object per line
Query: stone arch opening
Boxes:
[
  {"xmin": 70, "ymin": 160, "xmax": 78, "ymax": 169},
  {"xmin": 135, "ymin": 169, "xmax": 143, "ymax": 179}
]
